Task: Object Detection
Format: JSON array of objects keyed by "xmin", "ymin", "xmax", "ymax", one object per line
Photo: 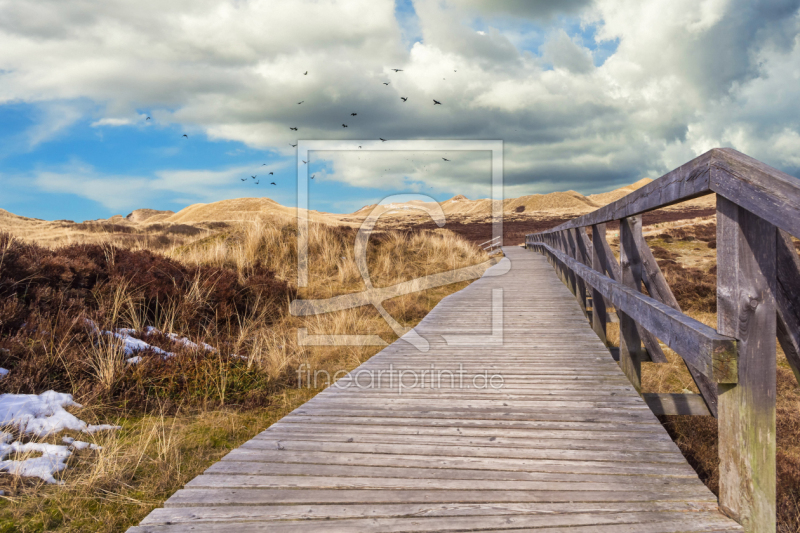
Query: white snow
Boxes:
[
  {"xmin": 0, "ymin": 368, "xmax": 8, "ymax": 378},
  {"xmin": 0, "ymin": 391, "xmax": 117, "ymax": 483},
  {"xmin": 0, "ymin": 391, "xmax": 121, "ymax": 436},
  {"xmin": 62, "ymin": 436, "xmax": 101, "ymax": 451},
  {"xmin": 84, "ymin": 319, "xmax": 175, "ymax": 364},
  {"xmin": 0, "ymin": 440, "xmax": 72, "ymax": 484},
  {"xmin": 86, "ymin": 320, "xmax": 218, "ymax": 363}
]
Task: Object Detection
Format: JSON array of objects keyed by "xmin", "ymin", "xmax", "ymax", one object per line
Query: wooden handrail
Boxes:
[
  {"xmin": 531, "ymin": 241, "xmax": 737, "ymax": 382},
  {"xmin": 524, "ymin": 147, "xmax": 800, "ymax": 533}
]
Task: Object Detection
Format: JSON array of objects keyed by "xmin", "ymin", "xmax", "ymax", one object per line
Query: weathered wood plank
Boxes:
[
  {"xmin": 642, "ymin": 393, "xmax": 711, "ymax": 416},
  {"xmin": 619, "ymin": 216, "xmax": 645, "ymax": 391},
  {"xmin": 591, "ymin": 224, "xmax": 610, "ymax": 343},
  {"xmin": 711, "ymin": 147, "xmax": 800, "ymax": 241},
  {"xmin": 776, "ymin": 229, "xmax": 800, "ymax": 384},
  {"xmin": 633, "ymin": 221, "xmax": 719, "ymax": 416},
  {"xmin": 130, "ymin": 510, "xmax": 741, "ymax": 533},
  {"xmin": 139, "ymin": 501, "xmax": 727, "ymax": 524},
  {"xmin": 716, "ymin": 196, "xmax": 777, "ymax": 532},
  {"xmin": 531, "ymin": 242, "xmax": 737, "ymax": 382},
  {"xmin": 538, "ymin": 150, "xmax": 716, "ymax": 234}
]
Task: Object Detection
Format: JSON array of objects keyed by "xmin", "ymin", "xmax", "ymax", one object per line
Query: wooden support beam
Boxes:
[
  {"xmin": 620, "ymin": 216, "xmax": 668, "ymax": 365},
  {"xmin": 623, "ymin": 214, "xmax": 718, "ymax": 416},
  {"xmin": 532, "ymin": 241, "xmax": 737, "ymax": 383},
  {"xmin": 567, "ymin": 228, "xmax": 589, "ymax": 318},
  {"xmin": 590, "ymin": 224, "xmax": 609, "ymax": 344},
  {"xmin": 776, "ymin": 229, "xmax": 800, "ymax": 384},
  {"xmin": 716, "ymin": 196, "xmax": 776, "ymax": 532},
  {"xmin": 619, "ymin": 217, "xmax": 644, "ymax": 391},
  {"xmin": 642, "ymin": 393, "xmax": 711, "ymax": 416}
]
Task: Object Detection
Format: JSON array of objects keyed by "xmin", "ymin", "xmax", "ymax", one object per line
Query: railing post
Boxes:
[
  {"xmin": 716, "ymin": 196, "xmax": 776, "ymax": 532},
  {"xmin": 590, "ymin": 224, "xmax": 609, "ymax": 344},
  {"xmin": 619, "ymin": 216, "xmax": 644, "ymax": 392}
]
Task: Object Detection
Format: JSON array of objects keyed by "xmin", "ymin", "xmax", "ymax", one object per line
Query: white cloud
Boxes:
[
  {"xmin": 30, "ymin": 161, "xmax": 293, "ymax": 213},
  {"xmin": 0, "ymin": 0, "xmax": 799, "ymax": 203},
  {"xmin": 90, "ymin": 117, "xmax": 134, "ymax": 127}
]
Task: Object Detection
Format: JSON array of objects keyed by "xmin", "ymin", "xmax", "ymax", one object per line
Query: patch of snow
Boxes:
[
  {"xmin": 0, "ymin": 391, "xmax": 121, "ymax": 436},
  {"xmin": 0, "ymin": 368, "xmax": 8, "ymax": 378},
  {"xmin": 62, "ymin": 437, "xmax": 101, "ymax": 451},
  {"xmin": 84, "ymin": 318, "xmax": 175, "ymax": 364},
  {"xmin": 166, "ymin": 333, "xmax": 215, "ymax": 352},
  {"xmin": 0, "ymin": 440, "xmax": 71, "ymax": 484}
]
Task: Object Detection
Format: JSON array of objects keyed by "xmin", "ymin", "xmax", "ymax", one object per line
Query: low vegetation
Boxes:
[{"xmin": 0, "ymin": 217, "xmax": 489, "ymax": 532}]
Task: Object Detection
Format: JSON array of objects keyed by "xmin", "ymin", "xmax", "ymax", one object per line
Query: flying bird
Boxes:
[
  {"xmin": 358, "ymin": 145, "xmax": 362, "ymax": 149},
  {"xmin": 240, "ymin": 178, "xmax": 247, "ymax": 181},
  {"xmin": 290, "ymin": 143, "xmax": 297, "ymax": 147},
  {"xmin": 303, "ymin": 71, "xmax": 308, "ymax": 75},
  {"xmin": 383, "ymin": 82, "xmax": 390, "ymax": 85},
  {"xmin": 251, "ymin": 175, "xmax": 257, "ymax": 179},
  {"xmin": 268, "ymin": 172, "xmax": 273, "ymax": 175},
  {"xmin": 379, "ymin": 138, "xmax": 386, "ymax": 142},
  {"xmin": 270, "ymin": 182, "xmax": 276, "ymax": 185},
  {"xmin": 400, "ymin": 97, "xmax": 408, "ymax": 102},
  {"xmin": 342, "ymin": 124, "xmax": 348, "ymax": 128},
  {"xmin": 302, "ymin": 160, "xmax": 308, "ymax": 164},
  {"xmin": 182, "ymin": 134, "xmax": 188, "ymax": 137},
  {"xmin": 433, "ymin": 100, "xmax": 442, "ymax": 105},
  {"xmin": 255, "ymin": 180, "xmax": 260, "ymax": 184},
  {"xmin": 290, "ymin": 127, "xmax": 298, "ymax": 131},
  {"xmin": 145, "ymin": 116, "xmax": 151, "ymax": 120},
  {"xmin": 298, "ymin": 101, "xmax": 304, "ymax": 104},
  {"xmin": 442, "ymin": 158, "xmax": 450, "ymax": 161},
  {"xmin": 350, "ymin": 113, "xmax": 357, "ymax": 116},
  {"xmin": 310, "ymin": 175, "xmax": 315, "ymax": 179},
  {"xmin": 262, "ymin": 163, "xmax": 267, "ymax": 166},
  {"xmin": 391, "ymin": 69, "xmax": 403, "ymax": 72}
]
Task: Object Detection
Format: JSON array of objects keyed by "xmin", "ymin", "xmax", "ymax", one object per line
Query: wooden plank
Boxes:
[
  {"xmin": 620, "ymin": 216, "xmax": 668, "ymax": 363},
  {"xmin": 711, "ymin": 147, "xmax": 800, "ymax": 241},
  {"xmin": 164, "ymin": 488, "xmax": 718, "ymax": 507},
  {"xmin": 776, "ymin": 229, "xmax": 800, "ymax": 384},
  {"xmin": 139, "ymin": 501, "xmax": 728, "ymax": 523},
  {"xmin": 536, "ymin": 150, "xmax": 716, "ymax": 234},
  {"xmin": 634, "ymin": 222, "xmax": 719, "ymax": 416},
  {"xmin": 619, "ymin": 216, "xmax": 645, "ymax": 391},
  {"xmin": 716, "ymin": 196, "xmax": 776, "ymax": 532},
  {"xmin": 642, "ymin": 393, "xmax": 711, "ymax": 416},
  {"xmin": 531, "ymin": 242, "xmax": 737, "ymax": 383},
  {"xmin": 591, "ymin": 224, "xmax": 610, "ymax": 343},
  {"xmin": 130, "ymin": 510, "xmax": 741, "ymax": 532}
]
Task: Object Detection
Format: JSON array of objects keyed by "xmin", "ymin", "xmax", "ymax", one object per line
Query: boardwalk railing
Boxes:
[{"xmin": 525, "ymin": 148, "xmax": 800, "ymax": 533}]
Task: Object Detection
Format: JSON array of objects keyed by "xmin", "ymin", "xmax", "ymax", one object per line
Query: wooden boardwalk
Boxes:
[{"xmin": 129, "ymin": 246, "xmax": 741, "ymax": 532}]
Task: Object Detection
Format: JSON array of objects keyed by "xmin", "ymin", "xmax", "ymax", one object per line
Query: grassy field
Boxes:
[{"xmin": 0, "ymin": 217, "xmax": 490, "ymax": 532}]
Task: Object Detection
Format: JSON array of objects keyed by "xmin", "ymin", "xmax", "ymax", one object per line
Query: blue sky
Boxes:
[{"xmin": 1, "ymin": 0, "xmax": 799, "ymax": 221}]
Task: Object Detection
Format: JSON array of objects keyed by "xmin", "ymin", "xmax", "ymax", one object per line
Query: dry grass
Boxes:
[{"xmin": 0, "ymin": 217, "xmax": 489, "ymax": 532}]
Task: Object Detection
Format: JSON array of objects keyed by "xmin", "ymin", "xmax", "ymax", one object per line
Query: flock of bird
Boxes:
[{"xmin": 150, "ymin": 68, "xmax": 450, "ymax": 188}]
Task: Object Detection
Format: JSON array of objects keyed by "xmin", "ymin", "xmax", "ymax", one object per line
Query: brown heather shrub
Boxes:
[{"xmin": 0, "ymin": 232, "xmax": 294, "ymax": 408}]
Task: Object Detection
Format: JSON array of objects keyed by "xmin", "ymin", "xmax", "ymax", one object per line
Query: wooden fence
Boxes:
[{"xmin": 525, "ymin": 148, "xmax": 800, "ymax": 533}]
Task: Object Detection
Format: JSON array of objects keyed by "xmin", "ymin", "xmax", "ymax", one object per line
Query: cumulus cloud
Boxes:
[{"xmin": 1, "ymin": 0, "xmax": 799, "ymax": 208}]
